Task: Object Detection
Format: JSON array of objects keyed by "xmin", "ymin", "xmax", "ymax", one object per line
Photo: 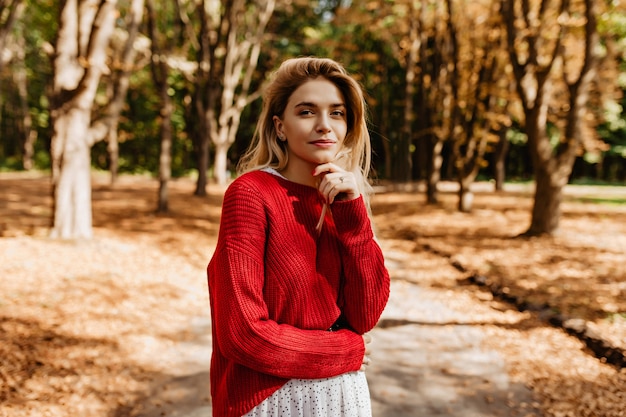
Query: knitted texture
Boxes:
[{"xmin": 207, "ymin": 170, "xmax": 390, "ymax": 417}]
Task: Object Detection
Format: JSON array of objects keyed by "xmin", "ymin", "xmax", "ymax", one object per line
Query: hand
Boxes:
[
  {"xmin": 360, "ymin": 333, "xmax": 372, "ymax": 372},
  {"xmin": 312, "ymin": 162, "xmax": 359, "ymax": 204}
]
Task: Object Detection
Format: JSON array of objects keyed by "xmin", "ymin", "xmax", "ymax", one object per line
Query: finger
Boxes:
[
  {"xmin": 326, "ymin": 172, "xmax": 353, "ymax": 195},
  {"xmin": 319, "ymin": 174, "xmax": 347, "ymax": 203},
  {"xmin": 312, "ymin": 162, "xmax": 341, "ymax": 178},
  {"xmin": 362, "ymin": 333, "xmax": 372, "ymax": 355}
]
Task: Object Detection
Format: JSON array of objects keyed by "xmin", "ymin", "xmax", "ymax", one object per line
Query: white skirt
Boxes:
[{"xmin": 243, "ymin": 371, "xmax": 372, "ymax": 417}]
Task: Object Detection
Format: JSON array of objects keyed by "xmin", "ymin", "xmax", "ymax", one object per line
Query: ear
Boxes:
[{"xmin": 273, "ymin": 115, "xmax": 285, "ymax": 141}]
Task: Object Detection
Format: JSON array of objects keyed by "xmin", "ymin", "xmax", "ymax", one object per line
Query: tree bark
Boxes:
[
  {"xmin": 458, "ymin": 180, "xmax": 474, "ymax": 213},
  {"xmin": 13, "ymin": 29, "xmax": 36, "ymax": 170},
  {"xmin": 527, "ymin": 165, "xmax": 563, "ymax": 236},
  {"xmin": 51, "ymin": 110, "xmax": 94, "ymax": 239},
  {"xmin": 213, "ymin": 143, "xmax": 229, "ymax": 187},
  {"xmin": 398, "ymin": 5, "xmax": 419, "ymax": 183},
  {"xmin": 493, "ymin": 129, "xmax": 509, "ymax": 191},
  {"xmin": 50, "ymin": 0, "xmax": 118, "ymax": 239},
  {"xmin": 0, "ymin": 0, "xmax": 28, "ymax": 167},
  {"xmin": 502, "ymin": 0, "xmax": 599, "ymax": 236},
  {"xmin": 146, "ymin": 0, "xmax": 173, "ymax": 213},
  {"xmin": 106, "ymin": 0, "xmax": 146, "ymax": 185},
  {"xmin": 426, "ymin": 136, "xmax": 443, "ymax": 204},
  {"xmin": 194, "ymin": 125, "xmax": 210, "ymax": 196},
  {"xmin": 194, "ymin": 0, "xmax": 275, "ymax": 187}
]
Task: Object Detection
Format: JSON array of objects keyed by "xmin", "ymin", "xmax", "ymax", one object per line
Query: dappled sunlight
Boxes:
[
  {"xmin": 373, "ymin": 185, "xmax": 626, "ymax": 348},
  {"xmin": 1, "ymin": 173, "xmax": 624, "ymax": 416}
]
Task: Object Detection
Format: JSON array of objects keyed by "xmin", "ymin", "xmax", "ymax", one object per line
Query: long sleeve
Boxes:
[
  {"xmin": 330, "ymin": 197, "xmax": 391, "ymax": 335},
  {"xmin": 208, "ymin": 171, "xmax": 390, "ymax": 417},
  {"xmin": 209, "ymin": 180, "xmax": 364, "ymax": 380}
]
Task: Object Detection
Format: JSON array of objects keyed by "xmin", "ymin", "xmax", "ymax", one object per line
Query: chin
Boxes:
[{"xmin": 313, "ymin": 150, "xmax": 340, "ymax": 163}]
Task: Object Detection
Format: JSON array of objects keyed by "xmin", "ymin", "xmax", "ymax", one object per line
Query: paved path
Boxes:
[
  {"xmin": 132, "ymin": 250, "xmax": 540, "ymax": 417},
  {"xmin": 368, "ymin": 281, "xmax": 537, "ymax": 416}
]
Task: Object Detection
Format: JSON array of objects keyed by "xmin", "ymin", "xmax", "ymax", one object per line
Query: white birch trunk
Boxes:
[
  {"xmin": 50, "ymin": 109, "xmax": 93, "ymax": 239},
  {"xmin": 50, "ymin": 0, "xmax": 118, "ymax": 239}
]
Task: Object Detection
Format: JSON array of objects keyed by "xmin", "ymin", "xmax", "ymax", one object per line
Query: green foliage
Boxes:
[
  {"xmin": 598, "ymin": 89, "xmax": 626, "ymax": 171},
  {"xmin": 506, "ymin": 128, "xmax": 528, "ymax": 145},
  {"xmin": 0, "ymin": 156, "xmax": 24, "ymax": 171}
]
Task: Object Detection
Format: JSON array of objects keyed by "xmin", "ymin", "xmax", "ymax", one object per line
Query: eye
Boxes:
[
  {"xmin": 299, "ymin": 109, "xmax": 314, "ymax": 116},
  {"xmin": 331, "ymin": 109, "xmax": 345, "ymax": 117}
]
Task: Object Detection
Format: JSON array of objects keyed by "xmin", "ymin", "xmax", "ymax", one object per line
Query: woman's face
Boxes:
[{"xmin": 273, "ymin": 77, "xmax": 348, "ymax": 171}]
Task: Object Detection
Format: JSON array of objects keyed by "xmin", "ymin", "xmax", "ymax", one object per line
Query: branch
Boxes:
[
  {"xmin": 557, "ymin": 0, "xmax": 599, "ymax": 163},
  {"xmin": 570, "ymin": 0, "xmax": 598, "ymax": 90},
  {"xmin": 175, "ymin": 0, "xmax": 199, "ymax": 51},
  {"xmin": 0, "ymin": 0, "xmax": 23, "ymax": 52},
  {"xmin": 501, "ymin": 0, "xmax": 528, "ymax": 109},
  {"xmin": 79, "ymin": 0, "xmax": 118, "ymax": 107},
  {"xmin": 539, "ymin": 0, "xmax": 567, "ymax": 82}
]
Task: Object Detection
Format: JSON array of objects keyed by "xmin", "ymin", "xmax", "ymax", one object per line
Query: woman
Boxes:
[{"xmin": 207, "ymin": 57, "xmax": 390, "ymax": 417}]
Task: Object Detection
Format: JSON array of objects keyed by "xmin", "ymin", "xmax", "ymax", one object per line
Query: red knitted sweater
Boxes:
[{"xmin": 207, "ymin": 170, "xmax": 390, "ymax": 417}]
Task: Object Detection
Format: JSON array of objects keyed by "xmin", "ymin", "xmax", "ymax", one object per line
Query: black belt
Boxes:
[{"xmin": 327, "ymin": 316, "xmax": 349, "ymax": 332}]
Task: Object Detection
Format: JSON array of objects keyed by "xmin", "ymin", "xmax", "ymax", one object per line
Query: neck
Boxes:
[{"xmin": 279, "ymin": 161, "xmax": 317, "ymax": 188}]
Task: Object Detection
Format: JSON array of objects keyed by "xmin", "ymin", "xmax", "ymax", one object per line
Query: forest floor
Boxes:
[{"xmin": 0, "ymin": 171, "xmax": 625, "ymax": 416}]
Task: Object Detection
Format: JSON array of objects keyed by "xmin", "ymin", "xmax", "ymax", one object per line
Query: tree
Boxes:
[
  {"xmin": 0, "ymin": 0, "xmax": 23, "ymax": 74},
  {"xmin": 104, "ymin": 0, "xmax": 146, "ymax": 184},
  {"xmin": 331, "ymin": 0, "xmax": 408, "ymax": 182},
  {"xmin": 399, "ymin": 1, "xmax": 419, "ymax": 184},
  {"xmin": 331, "ymin": 0, "xmax": 449, "ymax": 191},
  {"xmin": 415, "ymin": 0, "xmax": 456, "ymax": 204},
  {"xmin": 447, "ymin": 0, "xmax": 513, "ymax": 211},
  {"xmin": 0, "ymin": 0, "xmax": 29, "ymax": 167},
  {"xmin": 145, "ymin": 0, "xmax": 175, "ymax": 212},
  {"xmin": 49, "ymin": 0, "xmax": 119, "ymax": 239},
  {"xmin": 502, "ymin": 0, "xmax": 601, "ymax": 236},
  {"xmin": 193, "ymin": 0, "xmax": 275, "ymax": 192}
]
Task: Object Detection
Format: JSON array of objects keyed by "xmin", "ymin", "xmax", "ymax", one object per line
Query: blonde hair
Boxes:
[{"xmin": 237, "ymin": 56, "xmax": 374, "ymax": 206}]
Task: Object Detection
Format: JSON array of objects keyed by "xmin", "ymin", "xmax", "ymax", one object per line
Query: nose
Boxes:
[{"xmin": 316, "ymin": 114, "xmax": 332, "ymax": 133}]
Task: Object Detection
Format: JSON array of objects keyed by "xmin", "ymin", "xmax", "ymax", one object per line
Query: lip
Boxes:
[{"xmin": 309, "ymin": 139, "xmax": 336, "ymax": 147}]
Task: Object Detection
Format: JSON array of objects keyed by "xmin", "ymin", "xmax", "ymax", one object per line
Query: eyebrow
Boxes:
[{"xmin": 294, "ymin": 101, "xmax": 346, "ymax": 109}]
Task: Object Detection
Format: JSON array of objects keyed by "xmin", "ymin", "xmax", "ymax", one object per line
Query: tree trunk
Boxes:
[
  {"xmin": 192, "ymin": 76, "xmax": 210, "ymax": 196},
  {"xmin": 379, "ymin": 64, "xmax": 392, "ymax": 181},
  {"xmin": 106, "ymin": 0, "xmax": 146, "ymax": 185},
  {"xmin": 50, "ymin": 109, "xmax": 93, "ymax": 239},
  {"xmin": 523, "ymin": 102, "xmax": 564, "ymax": 235},
  {"xmin": 213, "ymin": 142, "xmax": 229, "ymax": 186},
  {"xmin": 194, "ymin": 130, "xmax": 210, "ymax": 196},
  {"xmin": 196, "ymin": 0, "xmax": 275, "ymax": 187},
  {"xmin": 398, "ymin": 8, "xmax": 420, "ymax": 183},
  {"xmin": 49, "ymin": 0, "xmax": 118, "ymax": 239},
  {"xmin": 493, "ymin": 129, "xmax": 508, "ymax": 191},
  {"xmin": 426, "ymin": 136, "xmax": 443, "ymax": 204},
  {"xmin": 14, "ymin": 43, "xmax": 35, "ymax": 170},
  {"xmin": 458, "ymin": 181, "xmax": 474, "ymax": 213},
  {"xmin": 107, "ymin": 130, "xmax": 119, "ymax": 184},
  {"xmin": 502, "ymin": 0, "xmax": 598, "ymax": 237},
  {"xmin": 157, "ymin": 93, "xmax": 173, "ymax": 213},
  {"xmin": 146, "ymin": 0, "xmax": 174, "ymax": 213},
  {"xmin": 526, "ymin": 167, "xmax": 563, "ymax": 236}
]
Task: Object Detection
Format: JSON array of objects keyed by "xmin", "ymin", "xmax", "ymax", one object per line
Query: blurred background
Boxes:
[{"xmin": 0, "ymin": 0, "xmax": 624, "ymax": 238}]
